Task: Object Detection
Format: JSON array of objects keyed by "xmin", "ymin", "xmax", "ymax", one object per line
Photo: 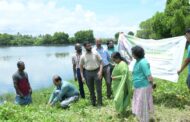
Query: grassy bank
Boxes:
[{"xmin": 1, "ymin": 70, "xmax": 190, "ymax": 122}]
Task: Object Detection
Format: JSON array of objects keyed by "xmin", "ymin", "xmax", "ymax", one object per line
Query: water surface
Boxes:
[{"xmin": 0, "ymin": 46, "xmax": 75, "ymax": 95}]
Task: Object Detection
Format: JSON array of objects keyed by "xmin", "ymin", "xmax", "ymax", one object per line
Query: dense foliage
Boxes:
[
  {"xmin": 74, "ymin": 30, "xmax": 95, "ymax": 43},
  {"xmin": 0, "ymin": 30, "xmax": 100, "ymax": 46},
  {"xmin": 137, "ymin": 0, "xmax": 190, "ymax": 39}
]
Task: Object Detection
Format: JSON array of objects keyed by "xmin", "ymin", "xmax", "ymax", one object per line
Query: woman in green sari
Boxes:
[{"xmin": 111, "ymin": 52, "xmax": 132, "ymax": 113}]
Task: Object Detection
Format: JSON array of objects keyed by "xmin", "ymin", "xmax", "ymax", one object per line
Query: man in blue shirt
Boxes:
[
  {"xmin": 93, "ymin": 39, "xmax": 112, "ymax": 98},
  {"xmin": 48, "ymin": 75, "xmax": 79, "ymax": 108},
  {"xmin": 178, "ymin": 28, "xmax": 190, "ymax": 90}
]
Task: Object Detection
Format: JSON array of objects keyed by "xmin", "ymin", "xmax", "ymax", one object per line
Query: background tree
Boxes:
[
  {"xmin": 41, "ymin": 34, "xmax": 53, "ymax": 45},
  {"xmin": 0, "ymin": 33, "xmax": 14, "ymax": 46},
  {"xmin": 74, "ymin": 30, "xmax": 95, "ymax": 43},
  {"xmin": 114, "ymin": 32, "xmax": 120, "ymax": 40},
  {"xmin": 136, "ymin": 18, "xmax": 153, "ymax": 39},
  {"xmin": 128, "ymin": 31, "xmax": 134, "ymax": 36},
  {"xmin": 170, "ymin": 10, "xmax": 186, "ymax": 36},
  {"xmin": 52, "ymin": 32, "xmax": 69, "ymax": 44},
  {"xmin": 137, "ymin": 0, "xmax": 190, "ymax": 39},
  {"xmin": 68, "ymin": 37, "xmax": 76, "ymax": 44}
]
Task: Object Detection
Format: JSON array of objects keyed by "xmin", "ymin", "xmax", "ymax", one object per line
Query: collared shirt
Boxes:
[
  {"xmin": 72, "ymin": 53, "xmax": 82, "ymax": 69},
  {"xmin": 107, "ymin": 47, "xmax": 117, "ymax": 57},
  {"xmin": 80, "ymin": 51, "xmax": 102, "ymax": 71},
  {"xmin": 49, "ymin": 81, "xmax": 79, "ymax": 105},
  {"xmin": 132, "ymin": 58, "xmax": 151, "ymax": 88},
  {"xmin": 107, "ymin": 47, "xmax": 117, "ymax": 65},
  {"xmin": 12, "ymin": 71, "xmax": 30, "ymax": 96},
  {"xmin": 93, "ymin": 47, "xmax": 110, "ymax": 66}
]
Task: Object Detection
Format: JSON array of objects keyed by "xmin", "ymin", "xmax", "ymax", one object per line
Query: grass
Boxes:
[
  {"xmin": 0, "ymin": 82, "xmax": 130, "ymax": 122},
  {"xmin": 1, "ymin": 67, "xmax": 190, "ymax": 121}
]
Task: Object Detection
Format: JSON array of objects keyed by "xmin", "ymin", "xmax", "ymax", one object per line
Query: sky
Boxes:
[{"xmin": 0, "ymin": 0, "xmax": 167, "ymax": 38}]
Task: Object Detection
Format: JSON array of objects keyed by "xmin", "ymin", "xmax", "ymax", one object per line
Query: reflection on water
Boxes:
[
  {"xmin": 55, "ymin": 52, "xmax": 69, "ymax": 58},
  {"xmin": 46, "ymin": 52, "xmax": 69, "ymax": 58},
  {"xmin": 46, "ymin": 53, "xmax": 52, "ymax": 57},
  {"xmin": 0, "ymin": 46, "xmax": 75, "ymax": 95},
  {"xmin": 0, "ymin": 56, "xmax": 13, "ymax": 61}
]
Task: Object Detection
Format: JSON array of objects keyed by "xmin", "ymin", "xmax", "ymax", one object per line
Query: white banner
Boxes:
[{"xmin": 118, "ymin": 33, "xmax": 186, "ymax": 82}]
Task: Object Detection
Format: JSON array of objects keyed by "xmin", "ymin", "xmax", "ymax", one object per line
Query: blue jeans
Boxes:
[
  {"xmin": 52, "ymin": 90, "xmax": 79, "ymax": 108},
  {"xmin": 15, "ymin": 95, "xmax": 32, "ymax": 105},
  {"xmin": 60, "ymin": 95, "xmax": 79, "ymax": 108}
]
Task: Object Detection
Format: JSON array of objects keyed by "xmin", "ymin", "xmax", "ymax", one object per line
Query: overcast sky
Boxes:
[{"xmin": 0, "ymin": 0, "xmax": 166, "ymax": 38}]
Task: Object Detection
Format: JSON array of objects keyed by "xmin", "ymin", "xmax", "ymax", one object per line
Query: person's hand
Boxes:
[
  {"xmin": 177, "ymin": 70, "xmax": 181, "ymax": 75},
  {"xmin": 19, "ymin": 93, "xmax": 24, "ymax": 98},
  {"xmin": 152, "ymin": 83, "xmax": 156, "ymax": 89},
  {"xmin": 150, "ymin": 81, "xmax": 156, "ymax": 89},
  {"xmin": 97, "ymin": 71, "xmax": 102, "ymax": 80},
  {"xmin": 81, "ymin": 76, "xmax": 86, "ymax": 84},
  {"xmin": 29, "ymin": 89, "xmax": 32, "ymax": 95},
  {"xmin": 112, "ymin": 77, "xmax": 116, "ymax": 80}
]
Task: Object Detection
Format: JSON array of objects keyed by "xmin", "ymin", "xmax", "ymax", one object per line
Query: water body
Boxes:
[{"xmin": 0, "ymin": 46, "xmax": 75, "ymax": 95}]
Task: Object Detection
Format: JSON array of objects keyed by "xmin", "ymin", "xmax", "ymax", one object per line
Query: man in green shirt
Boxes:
[
  {"xmin": 107, "ymin": 40, "xmax": 117, "ymax": 56},
  {"xmin": 48, "ymin": 75, "xmax": 79, "ymax": 108}
]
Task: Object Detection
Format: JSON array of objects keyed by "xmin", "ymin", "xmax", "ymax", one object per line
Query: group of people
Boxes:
[
  {"xmin": 12, "ymin": 61, "xmax": 79, "ymax": 108},
  {"xmin": 72, "ymin": 39, "xmax": 154, "ymax": 122},
  {"xmin": 12, "ymin": 28, "xmax": 190, "ymax": 122}
]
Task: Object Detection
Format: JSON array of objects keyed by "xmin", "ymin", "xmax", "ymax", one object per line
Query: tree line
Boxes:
[
  {"xmin": 137, "ymin": 0, "xmax": 190, "ymax": 39},
  {"xmin": 0, "ymin": 30, "xmax": 114, "ymax": 46}
]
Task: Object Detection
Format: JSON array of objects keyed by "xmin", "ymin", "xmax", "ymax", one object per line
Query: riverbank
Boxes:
[{"xmin": 0, "ymin": 77, "xmax": 190, "ymax": 122}]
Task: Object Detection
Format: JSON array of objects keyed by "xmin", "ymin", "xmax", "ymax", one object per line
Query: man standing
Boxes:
[
  {"xmin": 72, "ymin": 43, "xmax": 85, "ymax": 98},
  {"xmin": 107, "ymin": 40, "xmax": 117, "ymax": 79},
  {"xmin": 107, "ymin": 40, "xmax": 117, "ymax": 57},
  {"xmin": 48, "ymin": 75, "xmax": 79, "ymax": 108},
  {"xmin": 94, "ymin": 39, "xmax": 112, "ymax": 99},
  {"xmin": 12, "ymin": 61, "xmax": 32, "ymax": 105},
  {"xmin": 80, "ymin": 41, "xmax": 103, "ymax": 106},
  {"xmin": 178, "ymin": 28, "xmax": 190, "ymax": 90}
]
